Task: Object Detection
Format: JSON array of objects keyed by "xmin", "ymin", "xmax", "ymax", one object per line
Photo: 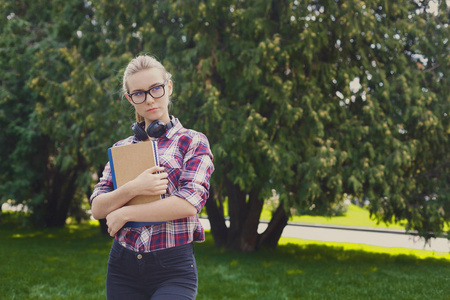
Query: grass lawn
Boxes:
[
  {"xmin": 204, "ymin": 203, "xmax": 449, "ymax": 233},
  {"xmin": 1, "ymin": 213, "xmax": 449, "ymax": 300}
]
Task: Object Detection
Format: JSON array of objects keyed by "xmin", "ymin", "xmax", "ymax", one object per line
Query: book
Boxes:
[{"xmin": 108, "ymin": 140, "xmax": 165, "ymax": 227}]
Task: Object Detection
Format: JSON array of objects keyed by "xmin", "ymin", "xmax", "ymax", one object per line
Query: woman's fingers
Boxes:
[
  {"xmin": 131, "ymin": 166, "xmax": 170, "ymax": 196},
  {"xmin": 148, "ymin": 166, "xmax": 165, "ymax": 173},
  {"xmin": 156, "ymin": 173, "xmax": 168, "ymax": 180}
]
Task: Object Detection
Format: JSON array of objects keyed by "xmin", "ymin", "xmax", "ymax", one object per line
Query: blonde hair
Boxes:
[{"xmin": 122, "ymin": 55, "xmax": 172, "ymax": 122}]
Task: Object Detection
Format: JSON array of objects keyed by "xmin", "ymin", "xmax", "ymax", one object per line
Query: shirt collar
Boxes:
[{"xmin": 165, "ymin": 117, "xmax": 183, "ymax": 139}]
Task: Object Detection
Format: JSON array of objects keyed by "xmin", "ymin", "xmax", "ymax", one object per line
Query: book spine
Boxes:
[
  {"xmin": 152, "ymin": 140, "xmax": 160, "ymax": 166},
  {"xmin": 152, "ymin": 140, "xmax": 165, "ymax": 199},
  {"xmin": 108, "ymin": 148, "xmax": 118, "ymax": 190}
]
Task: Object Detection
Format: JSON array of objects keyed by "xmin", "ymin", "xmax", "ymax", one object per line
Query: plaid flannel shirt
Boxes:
[{"xmin": 90, "ymin": 118, "xmax": 214, "ymax": 252}]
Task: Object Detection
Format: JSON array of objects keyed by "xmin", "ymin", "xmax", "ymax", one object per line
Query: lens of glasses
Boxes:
[
  {"xmin": 131, "ymin": 92, "xmax": 146, "ymax": 104},
  {"xmin": 131, "ymin": 84, "xmax": 165, "ymax": 104},
  {"xmin": 150, "ymin": 85, "xmax": 164, "ymax": 98}
]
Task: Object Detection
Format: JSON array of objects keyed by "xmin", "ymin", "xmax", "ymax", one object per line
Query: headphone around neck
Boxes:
[{"xmin": 132, "ymin": 117, "xmax": 175, "ymax": 140}]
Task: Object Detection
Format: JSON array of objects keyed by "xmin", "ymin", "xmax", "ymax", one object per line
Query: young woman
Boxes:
[{"xmin": 90, "ymin": 55, "xmax": 214, "ymax": 300}]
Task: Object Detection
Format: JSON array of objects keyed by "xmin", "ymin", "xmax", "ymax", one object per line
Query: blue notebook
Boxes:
[{"xmin": 108, "ymin": 140, "xmax": 165, "ymax": 227}]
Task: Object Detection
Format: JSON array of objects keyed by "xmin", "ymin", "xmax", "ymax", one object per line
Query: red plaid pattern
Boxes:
[{"xmin": 90, "ymin": 118, "xmax": 214, "ymax": 252}]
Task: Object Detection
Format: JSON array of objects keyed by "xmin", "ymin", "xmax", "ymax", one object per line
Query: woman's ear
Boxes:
[
  {"xmin": 125, "ymin": 93, "xmax": 133, "ymax": 104},
  {"xmin": 168, "ymin": 80, "xmax": 173, "ymax": 96}
]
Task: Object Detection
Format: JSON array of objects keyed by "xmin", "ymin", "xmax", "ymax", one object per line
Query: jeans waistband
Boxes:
[{"xmin": 112, "ymin": 239, "xmax": 193, "ymax": 258}]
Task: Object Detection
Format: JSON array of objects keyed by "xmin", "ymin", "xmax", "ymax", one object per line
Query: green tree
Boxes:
[
  {"xmin": 1, "ymin": 0, "xmax": 448, "ymax": 253},
  {"xmin": 0, "ymin": 0, "xmax": 185, "ymax": 226},
  {"xmin": 166, "ymin": 0, "xmax": 449, "ymax": 250},
  {"xmin": 0, "ymin": 0, "xmax": 130, "ymax": 226},
  {"xmin": 0, "ymin": 0, "xmax": 60, "ymax": 223}
]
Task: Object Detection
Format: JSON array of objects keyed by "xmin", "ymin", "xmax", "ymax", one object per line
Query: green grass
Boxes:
[
  {"xmin": 292, "ymin": 204, "xmax": 408, "ymax": 229},
  {"xmin": 262, "ymin": 204, "xmax": 412, "ymax": 230},
  {"xmin": 207, "ymin": 202, "xmax": 408, "ymax": 230},
  {"xmin": 1, "ymin": 213, "xmax": 449, "ymax": 300},
  {"xmin": 205, "ymin": 202, "xmax": 450, "ymax": 232}
]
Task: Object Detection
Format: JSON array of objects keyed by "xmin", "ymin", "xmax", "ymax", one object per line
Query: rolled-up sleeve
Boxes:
[
  {"xmin": 90, "ymin": 137, "xmax": 135, "ymax": 205},
  {"xmin": 172, "ymin": 133, "xmax": 214, "ymax": 213},
  {"xmin": 90, "ymin": 161, "xmax": 114, "ymax": 205}
]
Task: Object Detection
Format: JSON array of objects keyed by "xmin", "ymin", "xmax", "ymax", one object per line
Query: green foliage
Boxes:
[
  {"xmin": 0, "ymin": 2, "xmax": 50, "ymax": 215},
  {"xmin": 165, "ymin": 0, "xmax": 449, "ymax": 243},
  {"xmin": 0, "ymin": 0, "xmax": 448, "ymax": 245}
]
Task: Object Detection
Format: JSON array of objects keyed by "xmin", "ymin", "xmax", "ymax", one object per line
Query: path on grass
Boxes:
[
  {"xmin": 3, "ymin": 203, "xmax": 447, "ymax": 252},
  {"xmin": 199, "ymin": 218, "xmax": 450, "ymax": 252}
]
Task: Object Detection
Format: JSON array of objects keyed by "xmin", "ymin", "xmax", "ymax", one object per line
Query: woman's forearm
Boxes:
[
  {"xmin": 105, "ymin": 196, "xmax": 197, "ymax": 236},
  {"xmin": 91, "ymin": 166, "xmax": 168, "ymax": 220},
  {"xmin": 91, "ymin": 180, "xmax": 137, "ymax": 220},
  {"xmin": 120, "ymin": 196, "xmax": 197, "ymax": 223}
]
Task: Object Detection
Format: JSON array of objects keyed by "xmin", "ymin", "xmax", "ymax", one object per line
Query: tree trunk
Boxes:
[
  {"xmin": 43, "ymin": 154, "xmax": 86, "ymax": 227},
  {"xmin": 44, "ymin": 168, "xmax": 77, "ymax": 227},
  {"xmin": 240, "ymin": 191, "xmax": 264, "ymax": 252},
  {"xmin": 99, "ymin": 218, "xmax": 109, "ymax": 235},
  {"xmin": 207, "ymin": 179, "xmax": 288, "ymax": 252},
  {"xmin": 207, "ymin": 179, "xmax": 275, "ymax": 251},
  {"xmin": 205, "ymin": 187, "xmax": 228, "ymax": 247},
  {"xmin": 225, "ymin": 179, "xmax": 248, "ymax": 250},
  {"xmin": 258, "ymin": 203, "xmax": 288, "ymax": 249}
]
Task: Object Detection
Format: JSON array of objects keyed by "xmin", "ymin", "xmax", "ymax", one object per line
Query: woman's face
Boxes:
[{"xmin": 126, "ymin": 68, "xmax": 173, "ymax": 126}]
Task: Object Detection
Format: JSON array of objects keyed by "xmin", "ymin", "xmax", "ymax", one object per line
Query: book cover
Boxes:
[{"xmin": 108, "ymin": 140, "xmax": 165, "ymax": 227}]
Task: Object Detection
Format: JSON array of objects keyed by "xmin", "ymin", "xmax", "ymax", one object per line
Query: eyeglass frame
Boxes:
[{"xmin": 127, "ymin": 79, "xmax": 170, "ymax": 104}]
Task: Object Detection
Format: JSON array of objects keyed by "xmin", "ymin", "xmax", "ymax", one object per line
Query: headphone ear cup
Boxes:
[
  {"xmin": 146, "ymin": 120, "xmax": 166, "ymax": 138},
  {"xmin": 132, "ymin": 122, "xmax": 148, "ymax": 141}
]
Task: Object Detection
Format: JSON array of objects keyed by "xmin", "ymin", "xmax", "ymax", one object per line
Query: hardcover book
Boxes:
[{"xmin": 108, "ymin": 140, "xmax": 164, "ymax": 226}]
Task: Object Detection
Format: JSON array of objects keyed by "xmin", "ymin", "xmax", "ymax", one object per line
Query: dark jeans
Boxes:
[{"xmin": 107, "ymin": 240, "xmax": 198, "ymax": 300}]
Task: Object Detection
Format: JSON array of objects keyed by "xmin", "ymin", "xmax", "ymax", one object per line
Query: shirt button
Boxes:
[{"xmin": 137, "ymin": 254, "xmax": 143, "ymax": 260}]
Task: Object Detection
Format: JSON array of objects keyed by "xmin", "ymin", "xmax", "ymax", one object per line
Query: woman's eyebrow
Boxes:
[
  {"xmin": 131, "ymin": 82, "xmax": 163, "ymax": 93},
  {"xmin": 147, "ymin": 82, "xmax": 163, "ymax": 89}
]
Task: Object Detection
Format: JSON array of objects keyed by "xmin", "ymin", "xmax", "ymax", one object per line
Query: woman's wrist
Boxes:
[
  {"xmin": 121, "ymin": 179, "xmax": 139, "ymax": 200},
  {"xmin": 118, "ymin": 205, "xmax": 133, "ymax": 223}
]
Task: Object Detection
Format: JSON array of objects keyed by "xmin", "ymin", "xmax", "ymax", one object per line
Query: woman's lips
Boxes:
[{"xmin": 146, "ymin": 108, "xmax": 157, "ymax": 112}]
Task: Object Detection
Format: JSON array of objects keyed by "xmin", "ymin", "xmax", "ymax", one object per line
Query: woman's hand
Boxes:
[
  {"xmin": 131, "ymin": 166, "xmax": 168, "ymax": 196},
  {"xmin": 106, "ymin": 197, "xmax": 197, "ymax": 236},
  {"xmin": 106, "ymin": 207, "xmax": 129, "ymax": 237}
]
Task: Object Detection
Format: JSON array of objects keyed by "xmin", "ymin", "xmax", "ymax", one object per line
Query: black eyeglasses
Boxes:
[{"xmin": 127, "ymin": 79, "xmax": 169, "ymax": 104}]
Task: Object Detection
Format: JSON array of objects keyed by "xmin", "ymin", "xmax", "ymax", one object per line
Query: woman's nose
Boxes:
[{"xmin": 145, "ymin": 93, "xmax": 156, "ymax": 104}]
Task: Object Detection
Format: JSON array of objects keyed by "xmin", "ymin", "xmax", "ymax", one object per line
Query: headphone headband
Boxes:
[{"xmin": 132, "ymin": 116, "xmax": 175, "ymax": 140}]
